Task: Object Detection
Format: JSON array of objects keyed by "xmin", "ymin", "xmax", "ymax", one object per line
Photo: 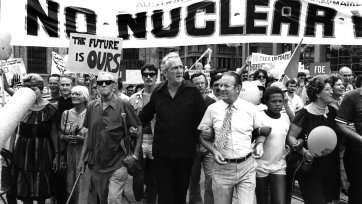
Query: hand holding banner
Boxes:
[{"xmin": 68, "ymin": 33, "xmax": 123, "ymax": 77}]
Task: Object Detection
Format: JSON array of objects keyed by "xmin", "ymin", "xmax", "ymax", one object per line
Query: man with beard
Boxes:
[
  {"xmin": 189, "ymin": 72, "xmax": 216, "ymax": 204},
  {"xmin": 78, "ymin": 72, "xmax": 142, "ymax": 204}
]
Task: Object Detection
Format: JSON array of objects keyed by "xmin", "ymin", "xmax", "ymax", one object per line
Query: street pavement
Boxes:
[{"xmin": 0, "ymin": 165, "xmax": 347, "ymax": 204}]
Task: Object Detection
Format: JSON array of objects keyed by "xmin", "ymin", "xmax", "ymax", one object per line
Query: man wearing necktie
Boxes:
[{"xmin": 198, "ymin": 71, "xmax": 270, "ymax": 204}]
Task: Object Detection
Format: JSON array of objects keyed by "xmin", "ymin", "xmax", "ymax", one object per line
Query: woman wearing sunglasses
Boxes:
[{"xmin": 254, "ymin": 69, "xmax": 269, "ymax": 87}]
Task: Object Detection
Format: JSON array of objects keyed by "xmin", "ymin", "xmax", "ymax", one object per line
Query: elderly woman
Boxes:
[
  {"xmin": 60, "ymin": 85, "xmax": 90, "ymax": 203},
  {"xmin": 286, "ymin": 75, "xmax": 340, "ymax": 204},
  {"xmin": 11, "ymin": 74, "xmax": 58, "ymax": 204}
]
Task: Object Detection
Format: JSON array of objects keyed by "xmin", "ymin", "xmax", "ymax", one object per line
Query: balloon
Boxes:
[
  {"xmin": 307, "ymin": 126, "xmax": 337, "ymax": 157},
  {"xmin": 239, "ymin": 81, "xmax": 260, "ymax": 105},
  {"xmin": 0, "ymin": 88, "xmax": 36, "ymax": 150}
]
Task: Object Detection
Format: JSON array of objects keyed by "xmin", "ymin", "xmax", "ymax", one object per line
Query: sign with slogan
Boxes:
[
  {"xmin": 0, "ymin": 58, "xmax": 27, "ymax": 82},
  {"xmin": 250, "ymin": 51, "xmax": 291, "ymax": 78},
  {"xmin": 310, "ymin": 62, "xmax": 331, "ymax": 76},
  {"xmin": 51, "ymin": 52, "xmax": 67, "ymax": 75},
  {"xmin": 2, "ymin": 0, "xmax": 362, "ymax": 48},
  {"xmin": 68, "ymin": 33, "xmax": 123, "ymax": 77}
]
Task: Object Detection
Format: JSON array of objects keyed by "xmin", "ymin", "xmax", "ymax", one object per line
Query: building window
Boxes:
[
  {"xmin": 27, "ymin": 46, "xmax": 47, "ymax": 74},
  {"xmin": 122, "ymin": 48, "xmax": 140, "ymax": 70}
]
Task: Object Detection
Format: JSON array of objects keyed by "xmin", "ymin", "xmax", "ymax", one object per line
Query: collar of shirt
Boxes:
[
  {"xmin": 155, "ymin": 80, "xmax": 195, "ymax": 95},
  {"xmin": 220, "ymin": 98, "xmax": 248, "ymax": 111},
  {"xmin": 94, "ymin": 94, "xmax": 117, "ymax": 109}
]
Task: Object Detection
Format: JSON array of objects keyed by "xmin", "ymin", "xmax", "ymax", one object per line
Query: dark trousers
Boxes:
[
  {"xmin": 54, "ymin": 172, "xmax": 67, "ymax": 204},
  {"xmin": 256, "ymin": 174, "xmax": 287, "ymax": 204},
  {"xmin": 144, "ymin": 158, "xmax": 158, "ymax": 204},
  {"xmin": 154, "ymin": 157, "xmax": 194, "ymax": 204},
  {"xmin": 344, "ymin": 148, "xmax": 362, "ymax": 204}
]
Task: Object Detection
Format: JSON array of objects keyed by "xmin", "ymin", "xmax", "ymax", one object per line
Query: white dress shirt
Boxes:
[{"xmin": 198, "ymin": 98, "xmax": 261, "ymax": 159}]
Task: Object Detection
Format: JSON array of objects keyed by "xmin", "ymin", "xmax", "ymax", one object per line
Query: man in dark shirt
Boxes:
[
  {"xmin": 140, "ymin": 52, "xmax": 207, "ymax": 204},
  {"xmin": 79, "ymin": 72, "xmax": 142, "ymax": 204},
  {"xmin": 46, "ymin": 74, "xmax": 61, "ymax": 103},
  {"xmin": 189, "ymin": 72, "xmax": 216, "ymax": 204},
  {"xmin": 336, "ymin": 87, "xmax": 362, "ymax": 204},
  {"xmin": 54, "ymin": 75, "xmax": 75, "ymax": 204}
]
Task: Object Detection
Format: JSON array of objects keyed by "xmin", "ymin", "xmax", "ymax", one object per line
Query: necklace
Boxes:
[{"xmin": 310, "ymin": 102, "xmax": 327, "ymax": 115}]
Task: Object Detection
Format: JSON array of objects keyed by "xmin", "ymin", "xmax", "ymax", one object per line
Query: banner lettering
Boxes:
[{"xmin": 1, "ymin": 0, "xmax": 362, "ymax": 47}]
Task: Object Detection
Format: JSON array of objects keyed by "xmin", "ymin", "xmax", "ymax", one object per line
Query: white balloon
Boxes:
[
  {"xmin": 308, "ymin": 126, "xmax": 337, "ymax": 157},
  {"xmin": 239, "ymin": 81, "xmax": 260, "ymax": 105},
  {"xmin": 0, "ymin": 88, "xmax": 36, "ymax": 150}
]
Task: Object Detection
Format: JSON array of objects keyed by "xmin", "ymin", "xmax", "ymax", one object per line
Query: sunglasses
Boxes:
[
  {"xmin": 256, "ymin": 75, "xmax": 266, "ymax": 79},
  {"xmin": 142, "ymin": 72, "xmax": 157, "ymax": 77},
  {"xmin": 96, "ymin": 80, "xmax": 114, "ymax": 86}
]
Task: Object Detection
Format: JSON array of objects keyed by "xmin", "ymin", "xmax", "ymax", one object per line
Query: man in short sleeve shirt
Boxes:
[
  {"xmin": 198, "ymin": 72, "xmax": 267, "ymax": 204},
  {"xmin": 336, "ymin": 88, "xmax": 362, "ymax": 204}
]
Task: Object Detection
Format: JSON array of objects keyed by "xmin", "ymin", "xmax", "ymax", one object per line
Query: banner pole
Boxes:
[{"xmin": 1, "ymin": 73, "xmax": 6, "ymax": 107}]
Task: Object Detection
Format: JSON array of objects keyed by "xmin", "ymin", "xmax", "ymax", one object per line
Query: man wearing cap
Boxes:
[
  {"xmin": 198, "ymin": 71, "xmax": 269, "ymax": 204},
  {"xmin": 140, "ymin": 52, "xmax": 207, "ymax": 204},
  {"xmin": 78, "ymin": 72, "xmax": 142, "ymax": 204}
]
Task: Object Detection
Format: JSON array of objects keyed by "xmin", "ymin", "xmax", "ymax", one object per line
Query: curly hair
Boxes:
[
  {"xmin": 306, "ymin": 75, "xmax": 332, "ymax": 102},
  {"xmin": 263, "ymin": 86, "xmax": 284, "ymax": 103},
  {"xmin": 23, "ymin": 73, "xmax": 44, "ymax": 91},
  {"xmin": 329, "ymin": 75, "xmax": 342, "ymax": 88}
]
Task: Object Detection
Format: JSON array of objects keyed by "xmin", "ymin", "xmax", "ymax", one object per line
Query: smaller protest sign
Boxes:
[
  {"xmin": 309, "ymin": 62, "xmax": 331, "ymax": 76},
  {"xmin": 51, "ymin": 52, "xmax": 67, "ymax": 74},
  {"xmin": 0, "ymin": 58, "xmax": 27, "ymax": 83},
  {"xmin": 68, "ymin": 33, "xmax": 123, "ymax": 77}
]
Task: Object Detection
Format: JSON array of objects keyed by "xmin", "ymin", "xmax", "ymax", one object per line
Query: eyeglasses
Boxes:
[
  {"xmin": 256, "ymin": 75, "xmax": 265, "ymax": 79},
  {"xmin": 343, "ymin": 74, "xmax": 352, "ymax": 77},
  {"xmin": 142, "ymin": 72, "xmax": 157, "ymax": 77},
  {"xmin": 96, "ymin": 80, "xmax": 114, "ymax": 86}
]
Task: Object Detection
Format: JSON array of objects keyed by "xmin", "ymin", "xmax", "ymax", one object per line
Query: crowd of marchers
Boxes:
[{"xmin": 1, "ymin": 53, "xmax": 362, "ymax": 204}]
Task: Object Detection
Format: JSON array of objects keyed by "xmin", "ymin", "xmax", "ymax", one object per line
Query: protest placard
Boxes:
[
  {"xmin": 51, "ymin": 52, "xmax": 67, "ymax": 74},
  {"xmin": 0, "ymin": 58, "xmax": 27, "ymax": 81},
  {"xmin": 68, "ymin": 33, "xmax": 123, "ymax": 77}
]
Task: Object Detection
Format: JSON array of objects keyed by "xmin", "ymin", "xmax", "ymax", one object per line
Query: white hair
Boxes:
[
  {"xmin": 98, "ymin": 72, "xmax": 116, "ymax": 82},
  {"xmin": 71, "ymin": 85, "xmax": 89, "ymax": 104},
  {"xmin": 160, "ymin": 52, "xmax": 180, "ymax": 74}
]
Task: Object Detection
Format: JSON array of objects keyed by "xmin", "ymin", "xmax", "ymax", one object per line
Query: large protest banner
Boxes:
[
  {"xmin": 1, "ymin": 0, "xmax": 362, "ymax": 48},
  {"xmin": 68, "ymin": 33, "xmax": 123, "ymax": 77},
  {"xmin": 249, "ymin": 51, "xmax": 291, "ymax": 77}
]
